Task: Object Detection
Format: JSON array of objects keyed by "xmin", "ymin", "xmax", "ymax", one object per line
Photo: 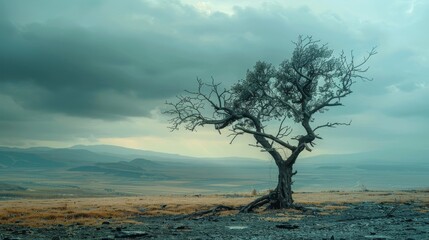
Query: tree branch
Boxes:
[
  {"xmin": 313, "ymin": 120, "xmax": 352, "ymax": 132},
  {"xmin": 234, "ymin": 126, "xmax": 296, "ymax": 151},
  {"xmin": 166, "ymin": 36, "xmax": 375, "ymax": 180}
]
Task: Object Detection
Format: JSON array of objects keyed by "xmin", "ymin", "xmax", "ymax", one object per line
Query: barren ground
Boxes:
[{"xmin": 1, "ymin": 190, "xmax": 428, "ymax": 239}]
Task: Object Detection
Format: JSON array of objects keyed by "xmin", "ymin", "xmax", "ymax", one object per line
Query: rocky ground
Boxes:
[{"xmin": 1, "ymin": 201, "xmax": 428, "ymax": 240}]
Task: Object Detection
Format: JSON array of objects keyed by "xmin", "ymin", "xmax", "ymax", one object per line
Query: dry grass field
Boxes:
[{"xmin": 1, "ymin": 190, "xmax": 428, "ymax": 227}]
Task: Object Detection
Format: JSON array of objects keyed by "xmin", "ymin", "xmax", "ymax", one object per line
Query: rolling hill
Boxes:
[{"xmin": 0, "ymin": 144, "xmax": 428, "ymax": 196}]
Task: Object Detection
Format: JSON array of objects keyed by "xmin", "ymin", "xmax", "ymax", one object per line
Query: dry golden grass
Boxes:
[
  {"xmin": 0, "ymin": 190, "xmax": 427, "ymax": 227},
  {"xmin": 293, "ymin": 190, "xmax": 429, "ymax": 204},
  {"xmin": 0, "ymin": 195, "xmax": 251, "ymax": 227}
]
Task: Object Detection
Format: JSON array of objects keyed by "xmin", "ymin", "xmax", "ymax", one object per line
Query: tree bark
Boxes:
[
  {"xmin": 240, "ymin": 163, "xmax": 294, "ymax": 212},
  {"xmin": 271, "ymin": 164, "xmax": 294, "ymax": 208}
]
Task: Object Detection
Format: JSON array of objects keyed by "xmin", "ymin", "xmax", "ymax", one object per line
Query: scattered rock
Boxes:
[
  {"xmin": 115, "ymin": 231, "xmax": 150, "ymax": 238},
  {"xmin": 0, "ymin": 201, "xmax": 427, "ymax": 239},
  {"xmin": 21, "ymin": 229, "xmax": 32, "ymax": 235},
  {"xmin": 364, "ymin": 235, "xmax": 393, "ymax": 239},
  {"xmin": 208, "ymin": 217, "xmax": 219, "ymax": 222},
  {"xmin": 227, "ymin": 226, "xmax": 248, "ymax": 230},
  {"xmin": 175, "ymin": 225, "xmax": 192, "ymax": 231},
  {"xmin": 275, "ymin": 223, "xmax": 299, "ymax": 230},
  {"xmin": 305, "ymin": 206, "xmax": 323, "ymax": 212},
  {"xmin": 100, "ymin": 236, "xmax": 114, "ymax": 240}
]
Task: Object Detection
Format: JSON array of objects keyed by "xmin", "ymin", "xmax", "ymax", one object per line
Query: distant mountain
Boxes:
[
  {"xmin": 0, "ymin": 144, "xmax": 268, "ymax": 171},
  {"xmin": 0, "ymin": 182, "xmax": 27, "ymax": 191},
  {"xmin": 69, "ymin": 163, "xmax": 144, "ymax": 178},
  {"xmin": 1, "ymin": 144, "xmax": 427, "ymax": 174},
  {"xmin": 0, "ymin": 150, "xmax": 65, "ymax": 168},
  {"xmin": 0, "ymin": 147, "xmax": 130, "ymax": 169},
  {"xmin": 35, "ymin": 148, "xmax": 129, "ymax": 164},
  {"xmin": 71, "ymin": 144, "xmax": 187, "ymax": 161},
  {"xmin": 298, "ymin": 149, "xmax": 429, "ymax": 165},
  {"xmin": 71, "ymin": 144, "xmax": 268, "ymax": 165},
  {"xmin": 129, "ymin": 158, "xmax": 163, "ymax": 168},
  {"xmin": 1, "ymin": 144, "xmax": 428, "ymax": 193},
  {"xmin": 68, "ymin": 158, "xmax": 167, "ymax": 179}
]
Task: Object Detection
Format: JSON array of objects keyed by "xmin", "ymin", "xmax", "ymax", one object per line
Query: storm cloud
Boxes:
[{"xmin": 0, "ymin": 0, "xmax": 428, "ymax": 156}]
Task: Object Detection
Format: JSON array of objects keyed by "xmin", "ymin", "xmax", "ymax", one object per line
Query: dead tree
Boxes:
[{"xmin": 165, "ymin": 36, "xmax": 376, "ymax": 211}]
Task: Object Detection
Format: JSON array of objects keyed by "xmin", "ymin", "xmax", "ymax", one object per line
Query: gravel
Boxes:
[{"xmin": 1, "ymin": 202, "xmax": 428, "ymax": 240}]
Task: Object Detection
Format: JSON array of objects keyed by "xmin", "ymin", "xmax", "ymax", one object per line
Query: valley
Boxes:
[{"xmin": 0, "ymin": 145, "xmax": 428, "ymax": 199}]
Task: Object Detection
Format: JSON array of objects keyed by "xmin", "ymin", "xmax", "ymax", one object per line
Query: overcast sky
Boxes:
[{"xmin": 0, "ymin": 0, "xmax": 428, "ymax": 159}]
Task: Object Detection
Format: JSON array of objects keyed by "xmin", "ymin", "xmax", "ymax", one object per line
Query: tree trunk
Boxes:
[
  {"xmin": 240, "ymin": 163, "xmax": 295, "ymax": 212},
  {"xmin": 270, "ymin": 164, "xmax": 294, "ymax": 208}
]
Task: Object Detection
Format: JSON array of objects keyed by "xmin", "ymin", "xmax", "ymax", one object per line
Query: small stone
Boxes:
[
  {"xmin": 115, "ymin": 231, "xmax": 149, "ymax": 238},
  {"xmin": 4, "ymin": 237, "xmax": 21, "ymax": 240},
  {"xmin": 227, "ymin": 226, "xmax": 248, "ymax": 230},
  {"xmin": 102, "ymin": 221, "xmax": 110, "ymax": 225},
  {"xmin": 101, "ymin": 236, "xmax": 114, "ymax": 240},
  {"xmin": 175, "ymin": 225, "xmax": 191, "ymax": 230},
  {"xmin": 364, "ymin": 235, "xmax": 392, "ymax": 240},
  {"xmin": 275, "ymin": 223, "xmax": 299, "ymax": 230}
]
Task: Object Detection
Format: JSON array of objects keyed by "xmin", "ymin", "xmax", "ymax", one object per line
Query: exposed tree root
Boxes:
[
  {"xmin": 174, "ymin": 192, "xmax": 309, "ymax": 220},
  {"xmin": 173, "ymin": 205, "xmax": 238, "ymax": 220},
  {"xmin": 239, "ymin": 193, "xmax": 272, "ymax": 213},
  {"xmin": 239, "ymin": 191, "xmax": 310, "ymax": 213}
]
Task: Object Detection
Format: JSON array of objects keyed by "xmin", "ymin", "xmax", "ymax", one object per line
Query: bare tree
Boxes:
[{"xmin": 165, "ymin": 36, "xmax": 376, "ymax": 211}]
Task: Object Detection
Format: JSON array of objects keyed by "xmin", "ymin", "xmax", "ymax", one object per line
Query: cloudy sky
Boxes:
[{"xmin": 0, "ymin": 0, "xmax": 428, "ymax": 159}]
